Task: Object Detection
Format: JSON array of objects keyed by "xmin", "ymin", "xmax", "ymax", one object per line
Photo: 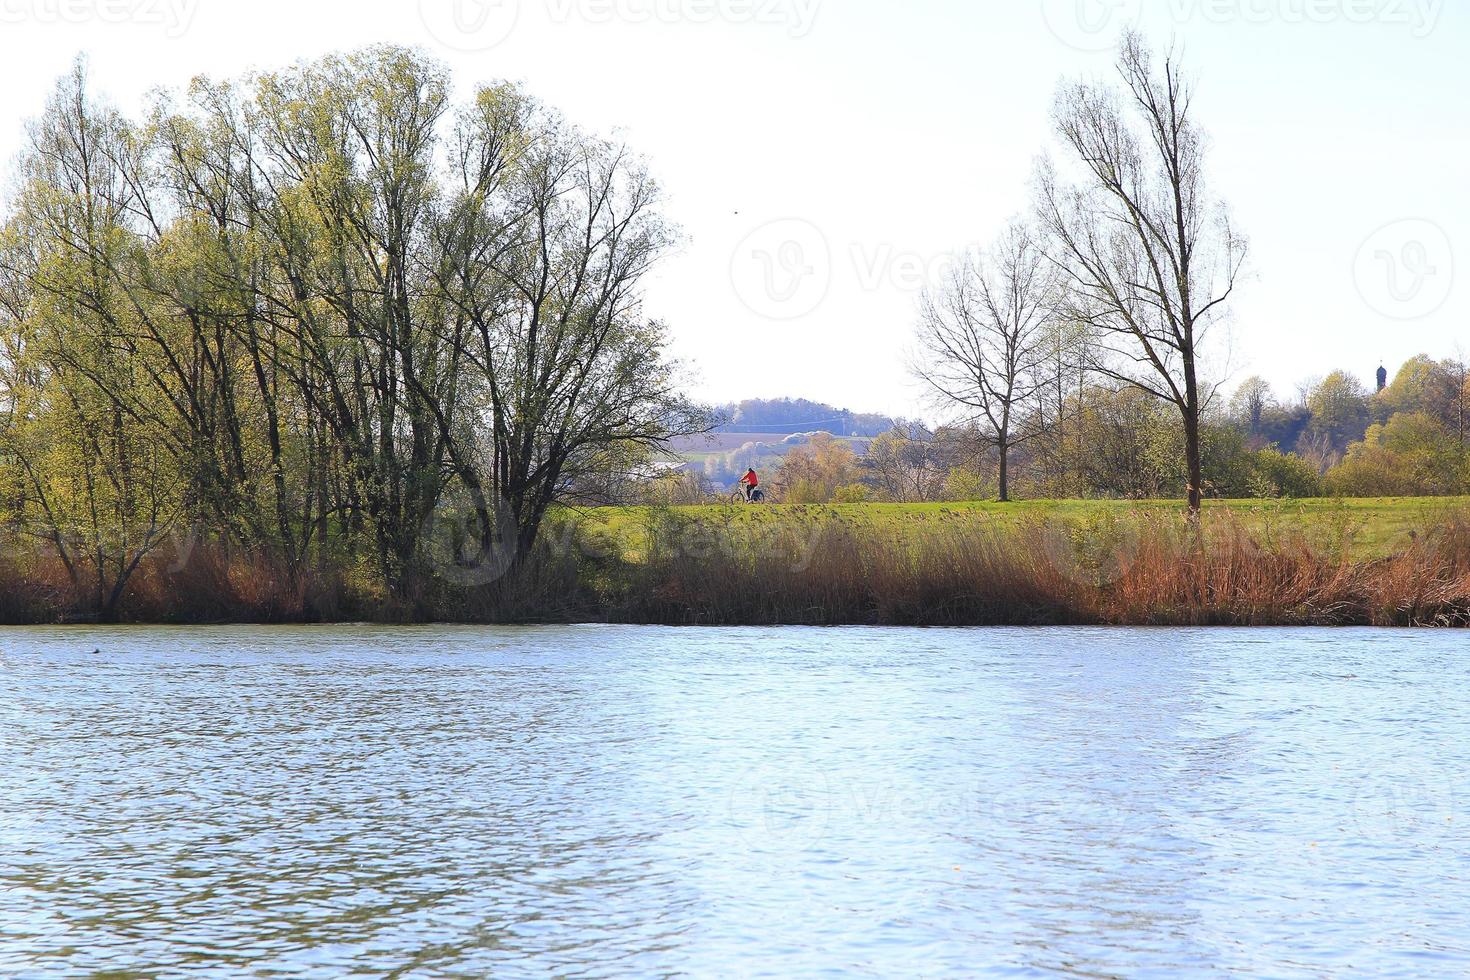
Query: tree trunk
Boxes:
[
  {"xmin": 997, "ymin": 441, "xmax": 1010, "ymax": 503},
  {"xmin": 1184, "ymin": 412, "xmax": 1203, "ymax": 518}
]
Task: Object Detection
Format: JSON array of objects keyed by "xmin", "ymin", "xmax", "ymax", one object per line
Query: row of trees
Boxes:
[
  {"xmin": 0, "ymin": 48, "xmax": 704, "ymax": 617},
  {"xmin": 675, "ymin": 342, "xmax": 1466, "ymax": 506},
  {"xmin": 1234, "ymin": 357, "xmax": 1470, "ymax": 459},
  {"xmin": 911, "ymin": 32, "xmax": 1469, "ymax": 506},
  {"xmin": 744, "ymin": 353, "xmax": 1468, "ymax": 506},
  {"xmin": 1231, "ymin": 357, "xmax": 1470, "ymax": 496},
  {"xmin": 738, "ymin": 397, "xmax": 1319, "ymax": 506},
  {"xmin": 715, "ymin": 398, "xmax": 895, "ymax": 436},
  {"xmin": 671, "ymin": 32, "xmax": 1463, "ymax": 510},
  {"xmin": 915, "ymin": 32, "xmax": 1243, "ymax": 511}
]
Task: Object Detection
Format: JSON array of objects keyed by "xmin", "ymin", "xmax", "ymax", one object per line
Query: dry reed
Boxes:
[{"xmin": 0, "ymin": 508, "xmax": 1466, "ymax": 626}]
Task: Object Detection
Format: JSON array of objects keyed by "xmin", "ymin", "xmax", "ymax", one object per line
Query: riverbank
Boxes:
[{"xmin": 2, "ymin": 499, "xmax": 1468, "ymax": 627}]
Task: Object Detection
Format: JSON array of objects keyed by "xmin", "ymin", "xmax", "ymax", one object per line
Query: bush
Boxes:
[
  {"xmin": 1248, "ymin": 448, "xmax": 1323, "ymax": 499},
  {"xmin": 1202, "ymin": 425, "xmax": 1255, "ymax": 497},
  {"xmin": 944, "ymin": 466, "xmax": 996, "ymax": 501},
  {"xmin": 1326, "ymin": 413, "xmax": 1470, "ymax": 497}
]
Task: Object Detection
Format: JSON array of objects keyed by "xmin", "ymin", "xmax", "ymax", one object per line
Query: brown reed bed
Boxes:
[
  {"xmin": 606, "ymin": 507, "xmax": 1470, "ymax": 627},
  {"xmin": 0, "ymin": 508, "xmax": 1466, "ymax": 626}
]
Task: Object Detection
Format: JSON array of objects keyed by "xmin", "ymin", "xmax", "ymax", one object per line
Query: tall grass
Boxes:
[
  {"xmin": 0, "ymin": 508, "xmax": 1467, "ymax": 626},
  {"xmin": 611, "ymin": 507, "xmax": 1470, "ymax": 627}
]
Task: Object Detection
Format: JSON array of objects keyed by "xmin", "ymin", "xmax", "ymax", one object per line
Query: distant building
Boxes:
[{"xmin": 1376, "ymin": 364, "xmax": 1389, "ymax": 393}]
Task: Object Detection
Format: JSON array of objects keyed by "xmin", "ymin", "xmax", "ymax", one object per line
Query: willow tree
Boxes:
[
  {"xmin": 213, "ymin": 50, "xmax": 468, "ymax": 601},
  {"xmin": 0, "ymin": 48, "xmax": 707, "ymax": 614},
  {"xmin": 1037, "ymin": 32, "xmax": 1246, "ymax": 515},
  {"xmin": 166, "ymin": 48, "xmax": 702, "ymax": 598},
  {"xmin": 432, "ymin": 84, "xmax": 705, "ymax": 562},
  {"xmin": 144, "ymin": 77, "xmax": 329, "ymax": 571},
  {"xmin": 1, "ymin": 61, "xmax": 323, "ymax": 577},
  {"xmin": 0, "ymin": 70, "xmax": 181, "ymax": 617}
]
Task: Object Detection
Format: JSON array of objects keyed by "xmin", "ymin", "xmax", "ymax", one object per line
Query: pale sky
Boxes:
[{"xmin": 0, "ymin": 0, "xmax": 1465, "ymax": 419}]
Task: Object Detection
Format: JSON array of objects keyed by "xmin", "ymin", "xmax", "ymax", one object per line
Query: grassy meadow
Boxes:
[{"xmin": 572, "ymin": 497, "xmax": 1470, "ymax": 563}]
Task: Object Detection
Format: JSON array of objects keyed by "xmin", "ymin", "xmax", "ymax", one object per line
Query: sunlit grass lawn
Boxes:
[{"xmin": 568, "ymin": 497, "xmax": 1470, "ymax": 562}]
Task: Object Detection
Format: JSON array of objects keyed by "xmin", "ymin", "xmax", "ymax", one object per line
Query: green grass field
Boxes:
[{"xmin": 568, "ymin": 497, "xmax": 1470, "ymax": 563}]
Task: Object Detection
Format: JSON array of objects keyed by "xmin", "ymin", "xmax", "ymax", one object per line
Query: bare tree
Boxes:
[
  {"xmin": 1443, "ymin": 352, "xmax": 1469, "ymax": 447},
  {"xmin": 1037, "ymin": 32, "xmax": 1247, "ymax": 515},
  {"xmin": 865, "ymin": 428, "xmax": 951, "ymax": 503},
  {"xmin": 914, "ymin": 222, "xmax": 1059, "ymax": 501},
  {"xmin": 1229, "ymin": 376, "xmax": 1275, "ymax": 439}
]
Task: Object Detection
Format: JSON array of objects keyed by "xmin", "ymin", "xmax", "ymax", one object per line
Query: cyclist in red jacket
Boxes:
[{"xmin": 739, "ymin": 468, "xmax": 760, "ymax": 502}]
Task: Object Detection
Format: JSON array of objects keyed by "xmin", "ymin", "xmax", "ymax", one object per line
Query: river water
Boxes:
[{"xmin": 1, "ymin": 626, "xmax": 1466, "ymax": 977}]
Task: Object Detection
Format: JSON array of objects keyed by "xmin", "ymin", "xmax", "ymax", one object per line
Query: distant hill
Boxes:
[
  {"xmin": 714, "ymin": 398, "xmax": 896, "ymax": 437},
  {"xmin": 667, "ymin": 430, "xmax": 876, "ymax": 485},
  {"xmin": 669, "ymin": 431, "xmax": 875, "ymax": 458}
]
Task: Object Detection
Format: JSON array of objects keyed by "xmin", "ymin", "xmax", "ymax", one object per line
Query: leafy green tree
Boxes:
[
  {"xmin": 1247, "ymin": 448, "xmax": 1323, "ymax": 499},
  {"xmin": 1379, "ymin": 355, "xmax": 1442, "ymax": 417},
  {"xmin": 1200, "ymin": 424, "xmax": 1255, "ymax": 498},
  {"xmin": 1327, "ymin": 413, "xmax": 1469, "ymax": 497},
  {"xmin": 1380, "ymin": 355, "xmax": 1470, "ymax": 446},
  {"xmin": 1068, "ymin": 387, "xmax": 1181, "ymax": 499},
  {"xmin": 943, "ymin": 466, "xmax": 996, "ymax": 502},
  {"xmin": 0, "ymin": 48, "xmax": 708, "ymax": 615},
  {"xmin": 1305, "ymin": 371, "xmax": 1371, "ymax": 455},
  {"xmin": 1228, "ymin": 376, "xmax": 1276, "ymax": 441}
]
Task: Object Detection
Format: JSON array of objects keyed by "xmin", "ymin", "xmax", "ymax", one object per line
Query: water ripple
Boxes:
[{"xmin": 1, "ymin": 626, "xmax": 1467, "ymax": 976}]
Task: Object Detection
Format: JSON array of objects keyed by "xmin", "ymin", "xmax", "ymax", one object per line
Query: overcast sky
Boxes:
[{"xmin": 0, "ymin": 0, "xmax": 1465, "ymax": 419}]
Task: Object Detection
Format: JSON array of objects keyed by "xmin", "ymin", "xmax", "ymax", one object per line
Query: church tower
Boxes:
[{"xmin": 1377, "ymin": 364, "xmax": 1388, "ymax": 393}]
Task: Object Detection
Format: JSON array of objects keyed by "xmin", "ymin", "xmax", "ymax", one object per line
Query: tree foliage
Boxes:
[{"xmin": 0, "ymin": 50, "xmax": 706, "ymax": 617}]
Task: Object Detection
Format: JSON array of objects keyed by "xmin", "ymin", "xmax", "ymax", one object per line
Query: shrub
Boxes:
[
  {"xmin": 1326, "ymin": 413, "xmax": 1470, "ymax": 496},
  {"xmin": 1248, "ymin": 448, "xmax": 1323, "ymax": 498},
  {"xmin": 944, "ymin": 466, "xmax": 996, "ymax": 501}
]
